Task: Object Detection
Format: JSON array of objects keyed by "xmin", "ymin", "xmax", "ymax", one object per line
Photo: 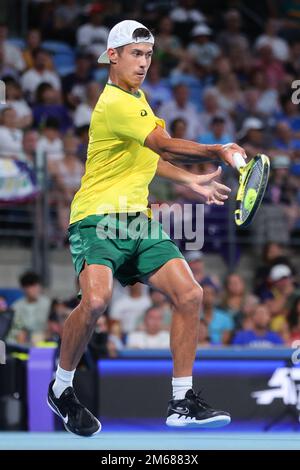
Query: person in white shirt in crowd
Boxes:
[
  {"xmin": 74, "ymin": 81, "xmax": 102, "ymax": 128},
  {"xmin": 217, "ymin": 9, "xmax": 249, "ymax": 56},
  {"xmin": 187, "ymin": 24, "xmax": 221, "ymax": 69},
  {"xmin": 255, "ymin": 19, "xmax": 289, "ymax": 63},
  {"xmin": 198, "ymin": 88, "xmax": 235, "ymax": 137},
  {"xmin": 21, "ymin": 48, "xmax": 61, "ymax": 102},
  {"xmin": 110, "ymin": 283, "xmax": 151, "ymax": 335},
  {"xmin": 76, "ymin": 3, "xmax": 109, "ymax": 59},
  {"xmin": 22, "ymin": 129, "xmax": 39, "ymax": 165},
  {"xmin": 0, "ymin": 107, "xmax": 23, "ymax": 159},
  {"xmin": 4, "ymin": 79, "xmax": 33, "ymax": 129},
  {"xmin": 49, "ymin": 134, "xmax": 84, "ymax": 237},
  {"xmin": 126, "ymin": 306, "xmax": 170, "ymax": 349},
  {"xmin": 0, "ymin": 23, "xmax": 25, "ymax": 72},
  {"xmin": 7, "ymin": 271, "xmax": 51, "ymax": 345},
  {"xmin": 36, "ymin": 116, "xmax": 64, "ymax": 165},
  {"xmin": 169, "ymin": 0, "xmax": 206, "ymax": 24},
  {"xmin": 158, "ymin": 83, "xmax": 200, "ymax": 140}
]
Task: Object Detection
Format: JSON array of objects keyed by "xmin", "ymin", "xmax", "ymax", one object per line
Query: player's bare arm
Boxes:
[{"xmin": 145, "ymin": 124, "xmax": 247, "ymax": 168}]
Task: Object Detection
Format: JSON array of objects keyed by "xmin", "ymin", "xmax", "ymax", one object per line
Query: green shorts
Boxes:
[{"xmin": 68, "ymin": 213, "xmax": 184, "ymax": 287}]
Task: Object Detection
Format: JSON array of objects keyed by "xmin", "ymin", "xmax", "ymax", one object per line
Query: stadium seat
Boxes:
[
  {"xmin": 0, "ymin": 288, "xmax": 23, "ymax": 307},
  {"xmin": 7, "ymin": 38, "xmax": 25, "ymax": 50},
  {"xmin": 42, "ymin": 40, "xmax": 73, "ymax": 55}
]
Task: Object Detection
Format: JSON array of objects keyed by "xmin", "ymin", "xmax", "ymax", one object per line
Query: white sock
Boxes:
[
  {"xmin": 52, "ymin": 365, "xmax": 75, "ymax": 398},
  {"xmin": 172, "ymin": 376, "xmax": 193, "ymax": 400}
]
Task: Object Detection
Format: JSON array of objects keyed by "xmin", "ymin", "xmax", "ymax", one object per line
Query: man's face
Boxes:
[{"xmin": 109, "ymin": 43, "xmax": 153, "ymax": 89}]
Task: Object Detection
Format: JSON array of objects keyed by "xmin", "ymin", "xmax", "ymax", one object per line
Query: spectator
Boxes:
[
  {"xmin": 238, "ymin": 116, "xmax": 269, "ymax": 158},
  {"xmin": 255, "ymin": 19, "xmax": 290, "ymax": 62},
  {"xmin": 0, "ymin": 295, "xmax": 14, "ymax": 340},
  {"xmin": 198, "ymin": 115, "xmax": 232, "ymax": 145},
  {"xmin": 73, "ymin": 81, "xmax": 100, "ymax": 128},
  {"xmin": 158, "ymin": 83, "xmax": 200, "ymax": 140},
  {"xmin": 23, "ymin": 29, "xmax": 42, "ymax": 69},
  {"xmin": 4, "ymin": 78, "xmax": 33, "ymax": 129},
  {"xmin": 169, "ymin": 0, "xmax": 206, "ymax": 24},
  {"xmin": 62, "ymin": 53, "xmax": 93, "ymax": 110},
  {"xmin": 50, "ymin": 134, "xmax": 84, "ymax": 237},
  {"xmin": 0, "ymin": 23, "xmax": 25, "ymax": 72},
  {"xmin": 36, "ymin": 116, "xmax": 64, "ymax": 164},
  {"xmin": 198, "ymin": 88, "xmax": 235, "ymax": 137},
  {"xmin": 7, "ymin": 271, "xmax": 51, "ymax": 345},
  {"xmin": 221, "ymin": 273, "xmax": 246, "ymax": 324},
  {"xmin": 148, "ymin": 287, "xmax": 172, "ymax": 330},
  {"xmin": 76, "ymin": 3, "xmax": 109, "ymax": 59},
  {"xmin": 197, "ymin": 318, "xmax": 211, "ymax": 347},
  {"xmin": 187, "ymin": 24, "xmax": 221, "ymax": 69},
  {"xmin": 217, "ymin": 9, "xmax": 249, "ymax": 56},
  {"xmin": 126, "ymin": 306, "xmax": 170, "ymax": 349},
  {"xmin": 142, "ymin": 60, "xmax": 172, "ymax": 111},
  {"xmin": 170, "ymin": 117, "xmax": 188, "ymax": 139},
  {"xmin": 286, "ymin": 295, "xmax": 300, "ymax": 345},
  {"xmin": 155, "ymin": 17, "xmax": 183, "ymax": 71},
  {"xmin": 110, "ymin": 283, "xmax": 151, "ymax": 334},
  {"xmin": 33, "ymin": 83, "xmax": 72, "ymax": 132},
  {"xmin": 185, "ymin": 251, "xmax": 217, "ymax": 286},
  {"xmin": 0, "ymin": 107, "xmax": 23, "ymax": 159},
  {"xmin": 0, "ymin": 43, "xmax": 18, "ymax": 80},
  {"xmin": 22, "ymin": 129, "xmax": 39, "ymax": 165},
  {"xmin": 46, "ymin": 299, "xmax": 71, "ymax": 343},
  {"xmin": 232, "ymin": 304, "xmax": 284, "ymax": 347},
  {"xmin": 21, "ymin": 48, "xmax": 61, "ymax": 102},
  {"xmin": 201, "ymin": 279, "xmax": 234, "ymax": 345}
]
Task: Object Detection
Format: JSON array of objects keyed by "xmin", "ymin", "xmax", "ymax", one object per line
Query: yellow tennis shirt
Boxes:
[{"xmin": 70, "ymin": 83, "xmax": 165, "ymax": 224}]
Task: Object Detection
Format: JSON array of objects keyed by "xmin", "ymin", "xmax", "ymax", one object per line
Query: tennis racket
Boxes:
[{"xmin": 234, "ymin": 153, "xmax": 270, "ymax": 227}]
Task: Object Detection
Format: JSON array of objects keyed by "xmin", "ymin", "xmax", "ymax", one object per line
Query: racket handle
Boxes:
[{"xmin": 233, "ymin": 152, "xmax": 246, "ymax": 171}]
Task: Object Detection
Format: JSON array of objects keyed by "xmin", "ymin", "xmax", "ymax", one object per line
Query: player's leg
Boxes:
[
  {"xmin": 145, "ymin": 257, "xmax": 231, "ymax": 428},
  {"xmin": 47, "ymin": 263, "xmax": 113, "ymax": 436}
]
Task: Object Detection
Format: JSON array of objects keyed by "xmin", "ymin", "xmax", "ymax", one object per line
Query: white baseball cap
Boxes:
[
  {"xmin": 269, "ymin": 264, "xmax": 292, "ymax": 282},
  {"xmin": 97, "ymin": 20, "xmax": 155, "ymax": 64}
]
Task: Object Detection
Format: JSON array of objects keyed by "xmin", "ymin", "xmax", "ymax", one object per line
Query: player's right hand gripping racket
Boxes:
[{"xmin": 233, "ymin": 153, "xmax": 270, "ymax": 228}]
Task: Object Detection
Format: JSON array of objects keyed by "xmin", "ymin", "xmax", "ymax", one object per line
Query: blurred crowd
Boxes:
[
  {"xmin": 1, "ymin": 0, "xmax": 300, "ymax": 355},
  {"xmin": 0, "ymin": 0, "xmax": 300, "ymax": 246},
  {"xmin": 1, "ymin": 242, "xmax": 300, "ymax": 357}
]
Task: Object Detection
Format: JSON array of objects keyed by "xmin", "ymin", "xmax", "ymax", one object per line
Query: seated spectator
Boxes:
[
  {"xmin": 197, "ymin": 319, "xmax": 211, "ymax": 348},
  {"xmin": 36, "ymin": 116, "xmax": 64, "ymax": 164},
  {"xmin": 50, "ymin": 134, "xmax": 84, "ymax": 237},
  {"xmin": 22, "ymin": 129, "xmax": 39, "ymax": 165},
  {"xmin": 110, "ymin": 283, "xmax": 151, "ymax": 334},
  {"xmin": 126, "ymin": 306, "xmax": 170, "ymax": 349},
  {"xmin": 170, "ymin": 117, "xmax": 188, "ymax": 139},
  {"xmin": 237, "ymin": 294, "xmax": 260, "ymax": 331},
  {"xmin": 76, "ymin": 3, "xmax": 109, "ymax": 59},
  {"xmin": 217, "ymin": 9, "xmax": 249, "ymax": 56},
  {"xmin": 263, "ymin": 264, "xmax": 296, "ymax": 337},
  {"xmin": 0, "ymin": 107, "xmax": 23, "ymax": 159},
  {"xmin": 148, "ymin": 287, "xmax": 172, "ymax": 330},
  {"xmin": 62, "ymin": 53, "xmax": 93, "ymax": 110},
  {"xmin": 238, "ymin": 116, "xmax": 269, "ymax": 159},
  {"xmin": 0, "ymin": 23, "xmax": 25, "ymax": 72},
  {"xmin": 46, "ymin": 299, "xmax": 71, "ymax": 343},
  {"xmin": 187, "ymin": 24, "xmax": 221, "ymax": 70},
  {"xmin": 201, "ymin": 279, "xmax": 234, "ymax": 345},
  {"xmin": 198, "ymin": 88, "xmax": 235, "ymax": 137},
  {"xmin": 221, "ymin": 273, "xmax": 246, "ymax": 325},
  {"xmin": 21, "ymin": 48, "xmax": 61, "ymax": 102},
  {"xmin": 232, "ymin": 304, "xmax": 284, "ymax": 347},
  {"xmin": 255, "ymin": 19, "xmax": 289, "ymax": 62},
  {"xmin": 0, "ymin": 295, "xmax": 14, "ymax": 340},
  {"xmin": 142, "ymin": 60, "xmax": 172, "ymax": 111},
  {"xmin": 198, "ymin": 115, "xmax": 232, "ymax": 145},
  {"xmin": 0, "ymin": 43, "xmax": 19, "ymax": 80},
  {"xmin": 286, "ymin": 295, "xmax": 300, "ymax": 345},
  {"xmin": 23, "ymin": 29, "xmax": 42, "ymax": 70},
  {"xmin": 7, "ymin": 271, "xmax": 51, "ymax": 345},
  {"xmin": 185, "ymin": 250, "xmax": 217, "ymax": 286},
  {"xmin": 33, "ymin": 83, "xmax": 72, "ymax": 132},
  {"xmin": 4, "ymin": 78, "xmax": 33, "ymax": 129},
  {"xmin": 73, "ymin": 81, "xmax": 100, "ymax": 128},
  {"xmin": 155, "ymin": 17, "xmax": 184, "ymax": 72},
  {"xmin": 158, "ymin": 83, "xmax": 200, "ymax": 140}
]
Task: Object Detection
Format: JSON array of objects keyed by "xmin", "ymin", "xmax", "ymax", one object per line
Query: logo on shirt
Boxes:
[{"xmin": 140, "ymin": 109, "xmax": 148, "ymax": 116}]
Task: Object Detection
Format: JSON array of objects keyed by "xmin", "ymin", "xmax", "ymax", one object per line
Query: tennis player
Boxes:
[{"xmin": 47, "ymin": 20, "xmax": 246, "ymax": 436}]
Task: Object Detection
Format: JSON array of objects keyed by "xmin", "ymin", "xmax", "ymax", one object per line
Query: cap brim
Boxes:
[{"xmin": 97, "ymin": 51, "xmax": 110, "ymax": 64}]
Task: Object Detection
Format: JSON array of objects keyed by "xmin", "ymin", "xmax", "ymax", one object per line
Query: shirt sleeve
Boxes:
[{"xmin": 106, "ymin": 98, "xmax": 157, "ymax": 146}]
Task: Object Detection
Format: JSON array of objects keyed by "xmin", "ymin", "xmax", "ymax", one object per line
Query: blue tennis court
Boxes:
[{"xmin": 1, "ymin": 431, "xmax": 300, "ymax": 450}]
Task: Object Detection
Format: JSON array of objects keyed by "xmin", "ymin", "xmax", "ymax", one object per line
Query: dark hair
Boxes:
[
  {"xmin": 170, "ymin": 117, "xmax": 187, "ymax": 134},
  {"xmin": 33, "ymin": 48, "xmax": 49, "ymax": 59},
  {"xmin": 19, "ymin": 271, "xmax": 41, "ymax": 287},
  {"xmin": 35, "ymin": 82, "xmax": 53, "ymax": 103},
  {"xmin": 43, "ymin": 116, "xmax": 60, "ymax": 130},
  {"xmin": 132, "ymin": 27, "xmax": 152, "ymax": 41}
]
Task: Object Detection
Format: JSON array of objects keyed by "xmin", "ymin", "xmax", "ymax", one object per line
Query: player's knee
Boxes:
[
  {"xmin": 174, "ymin": 284, "xmax": 203, "ymax": 312},
  {"xmin": 85, "ymin": 294, "xmax": 108, "ymax": 320}
]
